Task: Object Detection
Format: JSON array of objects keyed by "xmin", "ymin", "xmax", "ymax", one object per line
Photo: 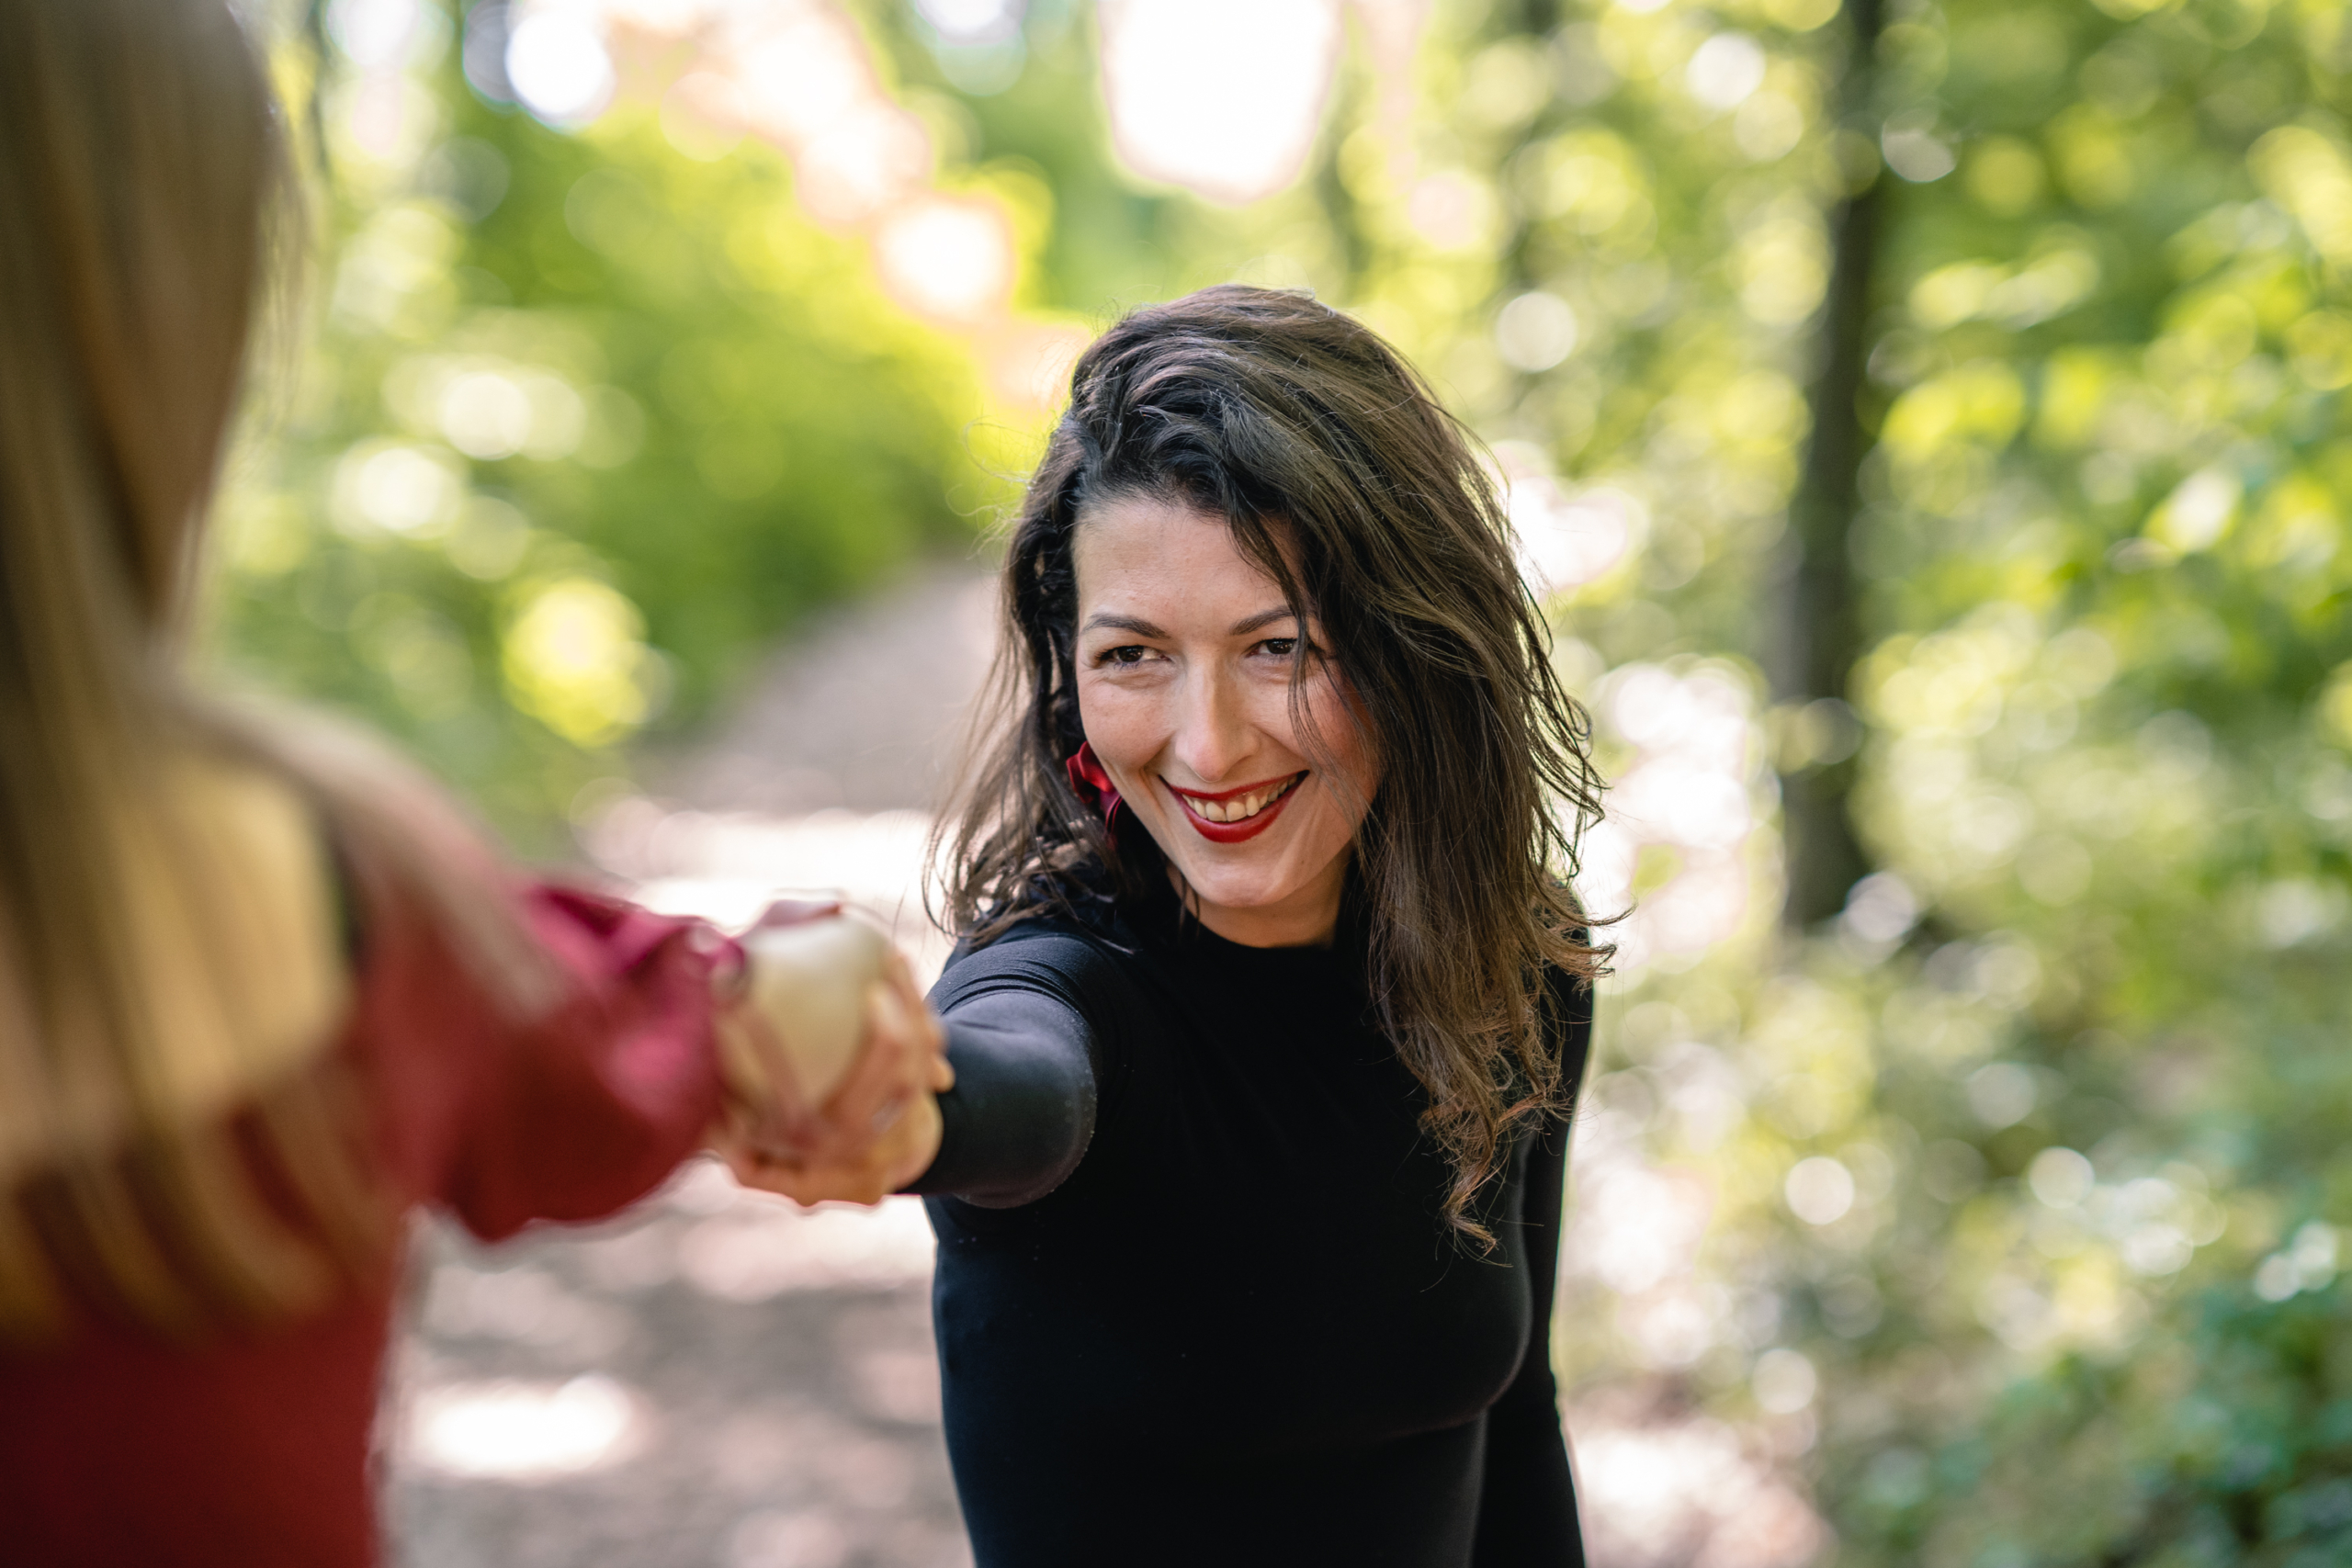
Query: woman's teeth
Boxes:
[{"xmin": 1186, "ymin": 775, "xmax": 1299, "ymax": 823}]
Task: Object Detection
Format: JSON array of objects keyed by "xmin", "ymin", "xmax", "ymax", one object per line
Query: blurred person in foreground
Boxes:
[
  {"xmin": 776, "ymin": 287, "xmax": 1604, "ymax": 1565},
  {"xmin": 0, "ymin": 3, "xmax": 948, "ymax": 1562}
]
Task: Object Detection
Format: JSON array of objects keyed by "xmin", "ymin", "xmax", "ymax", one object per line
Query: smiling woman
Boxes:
[
  {"xmin": 944, "ymin": 286, "xmax": 1606, "ymax": 1190},
  {"xmin": 776, "ymin": 287, "xmax": 1608, "ymax": 1563},
  {"xmin": 1069, "ymin": 491, "xmax": 1381, "ymax": 943}
]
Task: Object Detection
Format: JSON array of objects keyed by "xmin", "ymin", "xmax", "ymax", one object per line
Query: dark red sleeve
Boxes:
[{"xmin": 352, "ymin": 882, "xmax": 730, "ymax": 1241}]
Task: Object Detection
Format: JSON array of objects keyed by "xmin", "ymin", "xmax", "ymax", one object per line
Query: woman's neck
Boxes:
[{"xmin": 1168, "ymin": 853, "xmax": 1349, "ymax": 949}]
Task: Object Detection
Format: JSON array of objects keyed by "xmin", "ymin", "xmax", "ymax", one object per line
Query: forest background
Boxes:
[{"xmin": 220, "ymin": 0, "xmax": 2352, "ymax": 1562}]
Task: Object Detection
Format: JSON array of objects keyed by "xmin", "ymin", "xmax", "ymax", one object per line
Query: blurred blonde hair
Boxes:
[{"xmin": 0, "ymin": 0, "xmax": 551, "ymax": 1342}]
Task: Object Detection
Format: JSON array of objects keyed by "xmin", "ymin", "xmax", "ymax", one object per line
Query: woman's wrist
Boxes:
[{"xmin": 720, "ymin": 1088, "xmax": 944, "ymax": 1206}]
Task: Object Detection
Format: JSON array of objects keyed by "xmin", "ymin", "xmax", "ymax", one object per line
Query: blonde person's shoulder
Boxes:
[
  {"xmin": 0, "ymin": 739, "xmax": 360, "ymax": 1187},
  {"xmin": 128, "ymin": 750, "xmax": 356, "ymax": 1123},
  {"xmin": 175, "ymin": 750, "xmax": 333, "ymax": 889}
]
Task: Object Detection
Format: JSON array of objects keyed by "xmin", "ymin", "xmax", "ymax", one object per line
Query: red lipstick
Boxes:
[{"xmin": 1163, "ymin": 773, "xmax": 1306, "ymax": 845}]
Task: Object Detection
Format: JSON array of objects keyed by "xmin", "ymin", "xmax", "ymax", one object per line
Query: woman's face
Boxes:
[{"xmin": 1071, "ymin": 494, "xmax": 1379, "ymax": 948}]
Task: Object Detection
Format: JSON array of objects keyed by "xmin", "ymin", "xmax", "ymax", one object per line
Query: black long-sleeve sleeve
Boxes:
[
  {"xmin": 1471, "ymin": 966, "xmax": 1594, "ymax": 1563},
  {"xmin": 908, "ymin": 986, "xmax": 1098, "ymax": 1208},
  {"xmin": 1470, "ymin": 1107, "xmax": 1583, "ymax": 1564}
]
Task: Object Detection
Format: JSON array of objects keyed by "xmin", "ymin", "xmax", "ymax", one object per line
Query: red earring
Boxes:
[{"xmin": 1065, "ymin": 741, "xmax": 1124, "ymax": 833}]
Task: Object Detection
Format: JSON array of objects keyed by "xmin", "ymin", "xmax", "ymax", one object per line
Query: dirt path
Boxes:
[{"xmin": 386, "ymin": 563, "xmax": 997, "ymax": 1568}]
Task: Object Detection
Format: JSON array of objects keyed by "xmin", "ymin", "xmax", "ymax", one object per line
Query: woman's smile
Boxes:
[{"xmin": 1165, "ymin": 771, "xmax": 1307, "ymax": 841}]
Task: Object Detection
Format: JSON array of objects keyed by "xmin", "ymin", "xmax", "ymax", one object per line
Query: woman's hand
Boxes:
[{"xmin": 714, "ymin": 948, "xmax": 954, "ymax": 1206}]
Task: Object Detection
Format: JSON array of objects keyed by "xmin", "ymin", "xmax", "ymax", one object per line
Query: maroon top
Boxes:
[{"xmin": 0, "ymin": 885, "xmax": 728, "ymax": 1566}]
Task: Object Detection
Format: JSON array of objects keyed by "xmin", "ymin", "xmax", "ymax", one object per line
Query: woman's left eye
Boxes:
[{"xmin": 1255, "ymin": 637, "xmax": 1299, "ymax": 659}]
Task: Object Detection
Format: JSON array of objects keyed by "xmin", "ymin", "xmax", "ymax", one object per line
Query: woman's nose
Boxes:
[{"xmin": 1170, "ymin": 663, "xmax": 1254, "ymax": 784}]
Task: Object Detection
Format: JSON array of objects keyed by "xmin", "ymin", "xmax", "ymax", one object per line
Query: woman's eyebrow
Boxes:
[
  {"xmin": 1229, "ymin": 607, "xmax": 1297, "ymax": 636},
  {"xmin": 1080, "ymin": 612, "xmax": 1166, "ymax": 637}
]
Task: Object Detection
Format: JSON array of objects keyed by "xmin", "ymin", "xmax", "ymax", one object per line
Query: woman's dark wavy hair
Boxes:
[{"xmin": 937, "ymin": 285, "xmax": 1608, "ymax": 1237}]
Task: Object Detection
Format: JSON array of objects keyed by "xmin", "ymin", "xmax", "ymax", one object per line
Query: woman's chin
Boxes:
[
  {"xmin": 1137, "ymin": 812, "xmax": 1351, "ymax": 923},
  {"xmin": 1164, "ymin": 855, "xmax": 1319, "ymax": 919},
  {"xmin": 1187, "ymin": 879, "xmax": 1295, "ymax": 915}
]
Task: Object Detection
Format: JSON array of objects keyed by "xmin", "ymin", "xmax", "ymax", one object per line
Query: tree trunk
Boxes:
[{"xmin": 1774, "ymin": 0, "xmax": 1884, "ymax": 926}]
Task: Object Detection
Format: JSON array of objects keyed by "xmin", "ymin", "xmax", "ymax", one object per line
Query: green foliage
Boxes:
[{"xmin": 209, "ymin": 15, "xmax": 997, "ymax": 842}]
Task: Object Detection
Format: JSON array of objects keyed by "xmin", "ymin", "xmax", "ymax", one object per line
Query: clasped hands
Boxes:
[{"xmin": 709, "ymin": 906, "xmax": 954, "ymax": 1207}]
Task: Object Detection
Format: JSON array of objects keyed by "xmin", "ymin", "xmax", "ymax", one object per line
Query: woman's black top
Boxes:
[{"xmin": 908, "ymin": 892, "xmax": 1591, "ymax": 1567}]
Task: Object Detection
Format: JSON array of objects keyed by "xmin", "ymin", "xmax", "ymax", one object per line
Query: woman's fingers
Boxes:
[
  {"xmin": 715, "ymin": 1005, "xmax": 819, "ymax": 1150},
  {"xmin": 796, "ymin": 979, "xmax": 922, "ymax": 1163},
  {"xmin": 874, "ymin": 948, "xmax": 954, "ymax": 1094},
  {"xmin": 717, "ymin": 931, "xmax": 953, "ymax": 1179},
  {"xmin": 720, "ymin": 1082, "xmax": 947, "ymax": 1208},
  {"xmin": 873, "ymin": 1092, "xmax": 945, "ymax": 1191},
  {"xmin": 898, "ymin": 956, "xmax": 949, "ymax": 1048},
  {"xmin": 723, "ymin": 1124, "xmax": 921, "ymax": 1208},
  {"xmin": 731, "ymin": 1153, "xmax": 890, "ymax": 1207},
  {"xmin": 784, "ymin": 987, "xmax": 950, "ymax": 1195}
]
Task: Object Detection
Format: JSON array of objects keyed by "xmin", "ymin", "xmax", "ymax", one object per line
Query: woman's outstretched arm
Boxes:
[
  {"xmin": 907, "ymin": 986, "xmax": 1099, "ymax": 1208},
  {"xmin": 730, "ymin": 931, "xmax": 1108, "ymax": 1212}
]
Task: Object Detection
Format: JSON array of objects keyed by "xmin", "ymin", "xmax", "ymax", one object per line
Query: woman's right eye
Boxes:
[{"xmin": 1099, "ymin": 645, "xmax": 1151, "ymax": 667}]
